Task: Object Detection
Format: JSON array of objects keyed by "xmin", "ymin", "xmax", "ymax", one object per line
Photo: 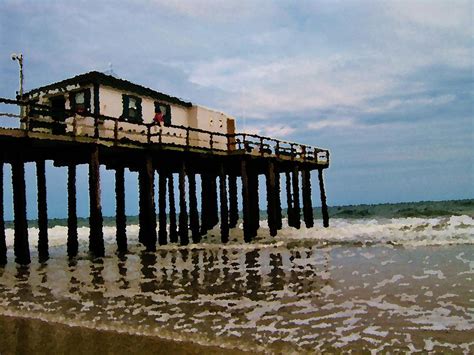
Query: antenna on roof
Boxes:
[{"xmin": 104, "ymin": 62, "xmax": 118, "ymax": 77}]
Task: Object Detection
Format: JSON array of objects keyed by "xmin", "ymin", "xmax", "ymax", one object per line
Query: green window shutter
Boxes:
[
  {"xmin": 164, "ymin": 105, "xmax": 171, "ymax": 126},
  {"xmin": 84, "ymin": 89, "xmax": 91, "ymax": 113},
  {"xmin": 136, "ymin": 97, "xmax": 142, "ymax": 123},
  {"xmin": 122, "ymin": 94, "xmax": 129, "ymax": 120}
]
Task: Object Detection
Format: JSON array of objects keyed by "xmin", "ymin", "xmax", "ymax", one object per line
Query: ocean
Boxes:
[{"xmin": 0, "ymin": 199, "xmax": 473, "ymax": 353}]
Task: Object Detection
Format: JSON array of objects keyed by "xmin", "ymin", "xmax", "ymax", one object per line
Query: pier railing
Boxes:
[{"xmin": 0, "ymin": 98, "xmax": 329, "ymax": 164}]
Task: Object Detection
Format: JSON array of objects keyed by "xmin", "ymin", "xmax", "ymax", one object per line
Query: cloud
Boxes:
[{"xmin": 307, "ymin": 118, "xmax": 356, "ymax": 131}]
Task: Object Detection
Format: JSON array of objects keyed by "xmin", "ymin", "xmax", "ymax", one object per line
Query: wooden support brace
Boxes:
[
  {"xmin": 188, "ymin": 171, "xmax": 200, "ymax": 243},
  {"xmin": 301, "ymin": 169, "xmax": 314, "ymax": 228},
  {"xmin": 266, "ymin": 160, "xmax": 278, "ymax": 237},
  {"xmin": 0, "ymin": 162, "xmax": 6, "ymax": 265},
  {"xmin": 143, "ymin": 155, "xmax": 157, "ymax": 251},
  {"xmin": 115, "ymin": 166, "xmax": 127, "ymax": 253},
  {"xmin": 12, "ymin": 159, "xmax": 30, "ymax": 265},
  {"xmin": 318, "ymin": 168, "xmax": 330, "ymax": 228},
  {"xmin": 209, "ymin": 175, "xmax": 219, "ymax": 229},
  {"xmin": 285, "ymin": 171, "xmax": 294, "ymax": 227},
  {"xmin": 67, "ymin": 164, "xmax": 78, "ymax": 258},
  {"xmin": 275, "ymin": 166, "xmax": 283, "ymax": 230},
  {"xmin": 240, "ymin": 160, "xmax": 252, "ymax": 242},
  {"xmin": 292, "ymin": 165, "xmax": 301, "ymax": 229},
  {"xmin": 168, "ymin": 173, "xmax": 178, "ymax": 243},
  {"xmin": 178, "ymin": 162, "xmax": 189, "ymax": 245},
  {"xmin": 158, "ymin": 171, "xmax": 167, "ymax": 245},
  {"xmin": 88, "ymin": 146, "xmax": 104, "ymax": 258},
  {"xmin": 36, "ymin": 160, "xmax": 49, "ymax": 262},
  {"xmin": 228, "ymin": 174, "xmax": 239, "ymax": 228},
  {"xmin": 248, "ymin": 165, "xmax": 260, "ymax": 237},
  {"xmin": 219, "ymin": 164, "xmax": 229, "ymax": 243}
]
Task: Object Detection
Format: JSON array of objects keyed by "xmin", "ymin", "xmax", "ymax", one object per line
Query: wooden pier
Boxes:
[{"xmin": 0, "ymin": 98, "xmax": 330, "ymax": 265}]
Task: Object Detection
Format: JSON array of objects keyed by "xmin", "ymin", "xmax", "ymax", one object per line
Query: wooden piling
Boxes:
[
  {"xmin": 266, "ymin": 160, "xmax": 278, "ymax": 237},
  {"xmin": 12, "ymin": 159, "xmax": 30, "ymax": 265},
  {"xmin": 318, "ymin": 168, "xmax": 330, "ymax": 228},
  {"xmin": 178, "ymin": 162, "xmax": 189, "ymax": 245},
  {"xmin": 285, "ymin": 171, "xmax": 294, "ymax": 227},
  {"xmin": 200, "ymin": 174, "xmax": 210, "ymax": 234},
  {"xmin": 158, "ymin": 171, "xmax": 167, "ymax": 245},
  {"xmin": 228, "ymin": 174, "xmax": 239, "ymax": 228},
  {"xmin": 240, "ymin": 159, "xmax": 252, "ymax": 242},
  {"xmin": 138, "ymin": 170, "xmax": 145, "ymax": 245},
  {"xmin": 248, "ymin": 165, "xmax": 260, "ymax": 237},
  {"xmin": 275, "ymin": 166, "xmax": 283, "ymax": 230},
  {"xmin": 209, "ymin": 175, "xmax": 219, "ymax": 229},
  {"xmin": 115, "ymin": 166, "xmax": 127, "ymax": 253},
  {"xmin": 301, "ymin": 169, "xmax": 314, "ymax": 228},
  {"xmin": 168, "ymin": 173, "xmax": 178, "ymax": 243},
  {"xmin": 141, "ymin": 155, "xmax": 157, "ymax": 251},
  {"xmin": 0, "ymin": 162, "xmax": 6, "ymax": 265},
  {"xmin": 219, "ymin": 164, "xmax": 229, "ymax": 243},
  {"xmin": 88, "ymin": 146, "xmax": 104, "ymax": 258},
  {"xmin": 36, "ymin": 160, "xmax": 49, "ymax": 262},
  {"xmin": 188, "ymin": 171, "xmax": 200, "ymax": 243},
  {"xmin": 292, "ymin": 165, "xmax": 301, "ymax": 229},
  {"xmin": 67, "ymin": 164, "xmax": 78, "ymax": 258}
]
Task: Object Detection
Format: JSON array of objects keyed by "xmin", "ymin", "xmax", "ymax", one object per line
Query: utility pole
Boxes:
[{"xmin": 11, "ymin": 53, "xmax": 24, "ymax": 117}]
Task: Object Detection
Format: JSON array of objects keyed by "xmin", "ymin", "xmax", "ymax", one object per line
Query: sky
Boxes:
[{"xmin": 0, "ymin": 0, "xmax": 473, "ymax": 219}]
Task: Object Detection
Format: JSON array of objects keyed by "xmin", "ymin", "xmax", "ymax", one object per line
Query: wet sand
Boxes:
[{"xmin": 0, "ymin": 314, "xmax": 250, "ymax": 355}]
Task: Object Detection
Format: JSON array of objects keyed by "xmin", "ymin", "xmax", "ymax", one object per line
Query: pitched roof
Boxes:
[{"xmin": 23, "ymin": 71, "xmax": 193, "ymax": 108}]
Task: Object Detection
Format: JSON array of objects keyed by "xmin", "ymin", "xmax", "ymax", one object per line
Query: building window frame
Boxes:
[
  {"xmin": 121, "ymin": 94, "xmax": 142, "ymax": 123},
  {"xmin": 70, "ymin": 89, "xmax": 91, "ymax": 114},
  {"xmin": 154, "ymin": 101, "xmax": 171, "ymax": 126}
]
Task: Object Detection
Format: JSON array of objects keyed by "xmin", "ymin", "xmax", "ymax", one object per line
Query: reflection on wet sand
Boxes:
[{"xmin": 0, "ymin": 242, "xmax": 473, "ymax": 353}]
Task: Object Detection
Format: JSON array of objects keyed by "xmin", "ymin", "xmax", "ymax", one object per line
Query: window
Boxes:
[
  {"xmin": 122, "ymin": 94, "xmax": 142, "ymax": 123},
  {"xmin": 71, "ymin": 89, "xmax": 91, "ymax": 114},
  {"xmin": 154, "ymin": 102, "xmax": 171, "ymax": 126}
]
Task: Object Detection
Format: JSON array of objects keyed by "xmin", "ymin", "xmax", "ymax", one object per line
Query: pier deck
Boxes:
[{"xmin": 0, "ymin": 98, "xmax": 330, "ymax": 265}]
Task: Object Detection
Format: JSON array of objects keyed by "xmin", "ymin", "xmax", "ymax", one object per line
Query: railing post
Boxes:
[
  {"xmin": 147, "ymin": 124, "xmax": 151, "ymax": 144},
  {"xmin": 260, "ymin": 137, "xmax": 264, "ymax": 157},
  {"xmin": 210, "ymin": 133, "xmax": 214, "ymax": 151},
  {"xmin": 186, "ymin": 127, "xmax": 190, "ymax": 149},
  {"xmin": 114, "ymin": 117, "xmax": 119, "ymax": 145},
  {"xmin": 290, "ymin": 144, "xmax": 295, "ymax": 161},
  {"xmin": 276, "ymin": 141, "xmax": 280, "ymax": 158}
]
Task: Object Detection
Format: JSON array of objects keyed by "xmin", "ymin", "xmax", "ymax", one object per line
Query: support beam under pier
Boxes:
[
  {"xmin": 168, "ymin": 173, "xmax": 178, "ymax": 243},
  {"xmin": 178, "ymin": 162, "xmax": 189, "ymax": 246},
  {"xmin": 219, "ymin": 164, "xmax": 229, "ymax": 243},
  {"xmin": 292, "ymin": 166, "xmax": 301, "ymax": 229},
  {"xmin": 266, "ymin": 160, "xmax": 278, "ymax": 237},
  {"xmin": 285, "ymin": 171, "xmax": 294, "ymax": 227},
  {"xmin": 140, "ymin": 155, "xmax": 157, "ymax": 251},
  {"xmin": 275, "ymin": 167, "xmax": 282, "ymax": 231},
  {"xmin": 188, "ymin": 171, "xmax": 200, "ymax": 243},
  {"xmin": 67, "ymin": 164, "xmax": 78, "ymax": 258},
  {"xmin": 0, "ymin": 162, "xmax": 6, "ymax": 266},
  {"xmin": 88, "ymin": 146, "xmax": 104, "ymax": 258},
  {"xmin": 318, "ymin": 168, "xmax": 330, "ymax": 228},
  {"xmin": 158, "ymin": 171, "xmax": 167, "ymax": 245},
  {"xmin": 301, "ymin": 169, "xmax": 314, "ymax": 228},
  {"xmin": 115, "ymin": 166, "xmax": 127, "ymax": 253},
  {"xmin": 228, "ymin": 174, "xmax": 239, "ymax": 228},
  {"xmin": 12, "ymin": 159, "xmax": 30, "ymax": 265},
  {"xmin": 36, "ymin": 160, "xmax": 49, "ymax": 262},
  {"xmin": 240, "ymin": 160, "xmax": 252, "ymax": 242}
]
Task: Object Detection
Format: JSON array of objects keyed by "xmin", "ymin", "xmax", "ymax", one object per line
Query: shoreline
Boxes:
[{"xmin": 0, "ymin": 313, "xmax": 253, "ymax": 355}]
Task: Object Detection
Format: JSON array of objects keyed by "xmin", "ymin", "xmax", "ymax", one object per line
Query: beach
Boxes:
[{"xmin": 0, "ymin": 201, "xmax": 473, "ymax": 353}]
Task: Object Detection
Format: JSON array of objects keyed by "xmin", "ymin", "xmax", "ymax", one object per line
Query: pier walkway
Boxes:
[{"xmin": 0, "ymin": 98, "xmax": 330, "ymax": 265}]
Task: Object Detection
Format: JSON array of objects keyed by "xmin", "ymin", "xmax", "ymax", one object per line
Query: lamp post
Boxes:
[{"xmin": 11, "ymin": 53, "xmax": 24, "ymax": 117}]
